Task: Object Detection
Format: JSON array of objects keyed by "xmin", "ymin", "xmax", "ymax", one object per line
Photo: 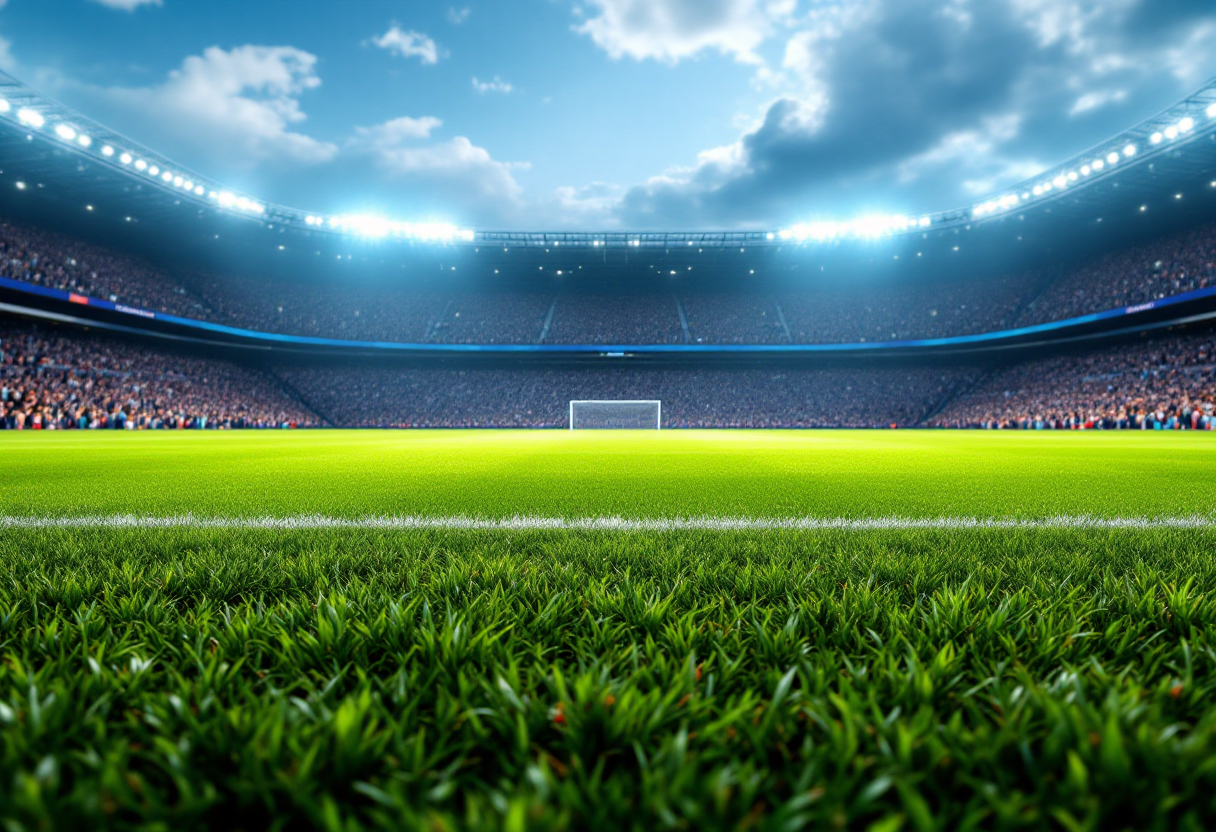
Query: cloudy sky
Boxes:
[{"xmin": 1, "ymin": 0, "xmax": 1214, "ymax": 229}]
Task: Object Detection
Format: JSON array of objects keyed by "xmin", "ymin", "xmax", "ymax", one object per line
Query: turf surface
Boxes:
[
  {"xmin": 2, "ymin": 429, "xmax": 1214, "ymax": 519},
  {"xmin": 2, "ymin": 430, "xmax": 1216, "ymax": 831}
]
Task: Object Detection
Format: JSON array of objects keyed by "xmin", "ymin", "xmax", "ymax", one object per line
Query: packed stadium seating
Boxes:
[
  {"xmin": 933, "ymin": 327, "xmax": 1216, "ymax": 430},
  {"xmin": 276, "ymin": 364, "xmax": 974, "ymax": 429},
  {"xmin": 0, "ymin": 320, "xmax": 317, "ymax": 430},
  {"xmin": 4, "ymin": 311, "xmax": 1214, "ymax": 429},
  {"xmin": 6, "ymin": 216, "xmax": 1216, "ymax": 347},
  {"xmin": 5, "ymin": 210, "xmax": 1216, "ymax": 431}
]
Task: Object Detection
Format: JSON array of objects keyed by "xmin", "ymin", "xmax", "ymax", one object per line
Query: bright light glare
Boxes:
[
  {"xmin": 102, "ymin": 145, "xmax": 115, "ymax": 157},
  {"xmin": 134, "ymin": 159, "xmax": 146, "ymax": 170},
  {"xmin": 779, "ymin": 215, "xmax": 918, "ymax": 241},
  {"xmin": 1106, "ymin": 152, "xmax": 1119, "ymax": 164},
  {"xmin": 326, "ymin": 214, "xmax": 474, "ymax": 241},
  {"xmin": 16, "ymin": 109, "xmax": 44, "ymax": 128},
  {"xmin": 54, "ymin": 124, "xmax": 76, "ymax": 141},
  {"xmin": 1150, "ymin": 132, "xmax": 1163, "ymax": 144},
  {"xmin": 77, "ymin": 134, "xmax": 91, "ymax": 147},
  {"xmin": 1179, "ymin": 117, "xmax": 1195, "ymax": 132},
  {"xmin": 1165, "ymin": 126, "xmax": 1179, "ymax": 139},
  {"xmin": 1123, "ymin": 144, "xmax": 1136, "ymax": 157}
]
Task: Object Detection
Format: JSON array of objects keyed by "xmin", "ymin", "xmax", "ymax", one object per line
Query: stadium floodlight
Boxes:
[
  {"xmin": 161, "ymin": 171, "xmax": 173, "ymax": 183},
  {"xmin": 148, "ymin": 165, "xmax": 160, "ymax": 176},
  {"xmin": 1179, "ymin": 117, "xmax": 1195, "ymax": 132},
  {"xmin": 569, "ymin": 400, "xmax": 661, "ymax": 430},
  {"xmin": 77, "ymin": 134, "xmax": 91, "ymax": 147},
  {"xmin": 1092, "ymin": 158, "xmax": 1105, "ymax": 171},
  {"xmin": 134, "ymin": 159, "xmax": 147, "ymax": 170},
  {"xmin": 1123, "ymin": 143, "xmax": 1136, "ymax": 157},
  {"xmin": 1106, "ymin": 152, "xmax": 1119, "ymax": 164},
  {"xmin": 1164, "ymin": 125, "xmax": 1179, "ymax": 139},
  {"xmin": 1150, "ymin": 132, "xmax": 1163, "ymax": 144},
  {"xmin": 0, "ymin": 99, "xmax": 9, "ymax": 113},
  {"xmin": 194, "ymin": 186, "xmax": 205, "ymax": 196},
  {"xmin": 101, "ymin": 145, "xmax": 115, "ymax": 157},
  {"xmin": 54, "ymin": 124, "xmax": 76, "ymax": 141},
  {"xmin": 1208, "ymin": 103, "xmax": 1216, "ymax": 118},
  {"xmin": 17, "ymin": 108, "xmax": 44, "ymax": 128},
  {"xmin": 1080, "ymin": 165, "xmax": 1091, "ymax": 175}
]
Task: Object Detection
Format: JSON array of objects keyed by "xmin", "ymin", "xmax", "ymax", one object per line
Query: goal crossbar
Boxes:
[{"xmin": 569, "ymin": 400, "xmax": 662, "ymax": 430}]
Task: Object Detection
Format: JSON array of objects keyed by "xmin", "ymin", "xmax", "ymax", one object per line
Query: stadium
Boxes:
[{"xmin": 3, "ymin": 3, "xmax": 1216, "ymax": 829}]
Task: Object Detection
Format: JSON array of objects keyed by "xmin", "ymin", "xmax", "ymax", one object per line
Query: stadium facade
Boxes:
[{"xmin": 2, "ymin": 70, "xmax": 1216, "ymax": 428}]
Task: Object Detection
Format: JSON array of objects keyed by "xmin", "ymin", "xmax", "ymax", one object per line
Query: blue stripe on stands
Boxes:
[{"xmin": 3, "ymin": 275, "xmax": 1215, "ymax": 353}]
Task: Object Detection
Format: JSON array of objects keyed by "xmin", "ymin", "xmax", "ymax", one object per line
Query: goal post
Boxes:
[{"xmin": 569, "ymin": 400, "xmax": 662, "ymax": 430}]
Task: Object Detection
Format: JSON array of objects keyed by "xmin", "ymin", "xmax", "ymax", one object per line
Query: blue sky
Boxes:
[{"xmin": 1, "ymin": 0, "xmax": 1214, "ymax": 230}]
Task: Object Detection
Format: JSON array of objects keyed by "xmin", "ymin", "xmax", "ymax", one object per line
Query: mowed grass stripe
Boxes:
[{"xmin": 4, "ymin": 513, "xmax": 1216, "ymax": 530}]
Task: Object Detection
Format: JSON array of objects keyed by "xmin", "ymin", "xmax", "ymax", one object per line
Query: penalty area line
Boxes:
[{"xmin": 1, "ymin": 515, "xmax": 1215, "ymax": 531}]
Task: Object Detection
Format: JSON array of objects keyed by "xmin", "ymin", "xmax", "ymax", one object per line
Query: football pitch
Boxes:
[{"xmin": 2, "ymin": 430, "xmax": 1216, "ymax": 829}]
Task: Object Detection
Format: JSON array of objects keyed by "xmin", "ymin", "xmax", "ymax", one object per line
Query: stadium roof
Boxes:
[{"xmin": 3, "ymin": 70, "xmax": 1216, "ymax": 252}]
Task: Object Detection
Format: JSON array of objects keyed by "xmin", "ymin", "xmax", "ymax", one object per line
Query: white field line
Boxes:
[{"xmin": 0, "ymin": 514, "xmax": 1214, "ymax": 531}]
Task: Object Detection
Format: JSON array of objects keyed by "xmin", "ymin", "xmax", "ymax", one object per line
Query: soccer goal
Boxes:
[{"xmin": 569, "ymin": 400, "xmax": 662, "ymax": 430}]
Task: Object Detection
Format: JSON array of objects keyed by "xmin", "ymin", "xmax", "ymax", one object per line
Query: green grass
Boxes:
[
  {"xmin": 2, "ymin": 431, "xmax": 1216, "ymax": 831},
  {"xmin": 2, "ymin": 429, "xmax": 1215, "ymax": 519}
]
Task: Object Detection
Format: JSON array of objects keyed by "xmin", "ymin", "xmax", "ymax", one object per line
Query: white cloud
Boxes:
[
  {"xmin": 353, "ymin": 115, "xmax": 443, "ymax": 144},
  {"xmin": 551, "ymin": 182, "xmax": 627, "ymax": 226},
  {"xmin": 447, "ymin": 7, "xmax": 471, "ymax": 25},
  {"xmin": 574, "ymin": 0, "xmax": 795, "ymax": 65},
  {"xmin": 1068, "ymin": 89, "xmax": 1127, "ymax": 116},
  {"xmin": 895, "ymin": 114, "xmax": 1040, "ymax": 192},
  {"xmin": 88, "ymin": 0, "xmax": 162, "ymax": 9},
  {"xmin": 351, "ymin": 116, "xmax": 529, "ymax": 209},
  {"xmin": 472, "ymin": 76, "xmax": 513, "ymax": 94},
  {"xmin": 100, "ymin": 45, "xmax": 337, "ymax": 166},
  {"xmin": 371, "ymin": 26, "xmax": 442, "ymax": 65}
]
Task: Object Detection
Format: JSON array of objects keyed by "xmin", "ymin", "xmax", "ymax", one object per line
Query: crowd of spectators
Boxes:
[
  {"xmin": 933, "ymin": 329, "xmax": 1216, "ymax": 430},
  {"xmin": 0, "ymin": 220, "xmax": 209, "ymax": 319},
  {"xmin": 4, "ymin": 304, "xmax": 1215, "ymax": 431},
  {"xmin": 777, "ymin": 275, "xmax": 1054, "ymax": 344},
  {"xmin": 681, "ymin": 295, "xmax": 790, "ymax": 344},
  {"xmin": 5, "ymin": 213, "xmax": 1216, "ymax": 349},
  {"xmin": 278, "ymin": 364, "xmax": 974, "ymax": 428},
  {"xmin": 1016, "ymin": 225, "xmax": 1216, "ymax": 326},
  {"xmin": 545, "ymin": 294, "xmax": 686, "ymax": 344},
  {"xmin": 0, "ymin": 321, "xmax": 318, "ymax": 430}
]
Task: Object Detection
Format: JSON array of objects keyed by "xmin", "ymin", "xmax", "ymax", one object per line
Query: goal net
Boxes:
[{"xmin": 569, "ymin": 400, "xmax": 662, "ymax": 430}]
